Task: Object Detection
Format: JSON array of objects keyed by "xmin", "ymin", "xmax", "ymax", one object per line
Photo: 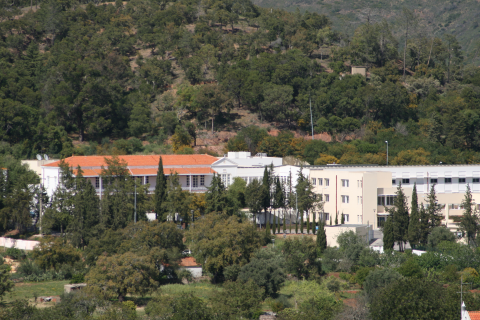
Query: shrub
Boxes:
[{"xmin": 6, "ymin": 248, "xmax": 25, "ymax": 260}]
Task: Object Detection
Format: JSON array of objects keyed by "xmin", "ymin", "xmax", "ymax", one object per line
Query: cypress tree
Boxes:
[
  {"xmin": 312, "ymin": 212, "xmax": 316, "ymax": 235},
  {"xmin": 341, "ymin": 212, "xmax": 345, "ymax": 224},
  {"xmin": 408, "ymin": 183, "xmax": 421, "ymax": 248},
  {"xmin": 426, "ymin": 184, "xmax": 442, "ymax": 228},
  {"xmin": 460, "ymin": 184, "xmax": 479, "ymax": 246},
  {"xmin": 419, "ymin": 204, "xmax": 429, "ymax": 245},
  {"xmin": 272, "ymin": 212, "xmax": 276, "ymax": 235},
  {"xmin": 261, "ymin": 166, "xmax": 271, "ymax": 229},
  {"xmin": 154, "ymin": 157, "xmax": 167, "ymax": 221},
  {"xmin": 307, "ymin": 214, "xmax": 310, "ymax": 234},
  {"xmin": 316, "ymin": 221, "xmax": 327, "ymax": 253},
  {"xmin": 266, "ymin": 216, "xmax": 271, "ymax": 238},
  {"xmin": 383, "ymin": 216, "xmax": 395, "ymax": 251},
  {"xmin": 330, "ymin": 216, "xmax": 332, "ymax": 225},
  {"xmin": 388, "ymin": 183, "xmax": 409, "ymax": 252},
  {"xmin": 335, "ymin": 212, "xmax": 338, "ymax": 225},
  {"xmin": 282, "ymin": 211, "xmax": 286, "ymax": 233},
  {"xmin": 277, "ymin": 211, "xmax": 281, "ymax": 234}
]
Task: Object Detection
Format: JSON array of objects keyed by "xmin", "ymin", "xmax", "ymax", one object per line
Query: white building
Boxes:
[{"xmin": 309, "ymin": 164, "xmax": 480, "ymax": 232}]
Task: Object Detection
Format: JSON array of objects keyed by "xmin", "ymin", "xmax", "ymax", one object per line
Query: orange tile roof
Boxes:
[
  {"xmin": 130, "ymin": 167, "xmax": 216, "ymax": 176},
  {"xmin": 180, "ymin": 257, "xmax": 201, "ymax": 267},
  {"xmin": 73, "ymin": 169, "xmax": 102, "ymax": 177},
  {"xmin": 470, "ymin": 311, "xmax": 480, "ymax": 320},
  {"xmin": 45, "ymin": 155, "xmax": 218, "ymax": 168}
]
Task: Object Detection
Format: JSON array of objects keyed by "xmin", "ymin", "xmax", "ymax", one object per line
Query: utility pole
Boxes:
[{"xmin": 458, "ymin": 275, "xmax": 472, "ymax": 319}]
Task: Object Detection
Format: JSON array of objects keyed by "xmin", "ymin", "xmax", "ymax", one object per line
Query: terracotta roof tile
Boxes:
[
  {"xmin": 180, "ymin": 257, "xmax": 200, "ymax": 267},
  {"xmin": 469, "ymin": 311, "xmax": 480, "ymax": 320},
  {"xmin": 45, "ymin": 155, "xmax": 218, "ymax": 168},
  {"xmin": 130, "ymin": 167, "xmax": 216, "ymax": 175}
]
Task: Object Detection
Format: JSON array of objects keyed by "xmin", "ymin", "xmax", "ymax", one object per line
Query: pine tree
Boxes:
[
  {"xmin": 388, "ymin": 183, "xmax": 409, "ymax": 252},
  {"xmin": 335, "ymin": 212, "xmax": 338, "ymax": 225},
  {"xmin": 316, "ymin": 221, "xmax": 327, "ymax": 253},
  {"xmin": 383, "ymin": 216, "xmax": 395, "ymax": 251},
  {"xmin": 408, "ymin": 183, "xmax": 421, "ymax": 248},
  {"xmin": 460, "ymin": 184, "xmax": 479, "ymax": 246},
  {"xmin": 154, "ymin": 157, "xmax": 167, "ymax": 221}
]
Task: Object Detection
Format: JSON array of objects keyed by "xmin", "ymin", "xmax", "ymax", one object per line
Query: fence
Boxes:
[{"xmin": 0, "ymin": 237, "xmax": 39, "ymax": 251}]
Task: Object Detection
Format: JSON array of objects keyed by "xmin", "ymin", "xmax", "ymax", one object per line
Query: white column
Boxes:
[{"xmin": 189, "ymin": 175, "xmax": 192, "ymax": 192}]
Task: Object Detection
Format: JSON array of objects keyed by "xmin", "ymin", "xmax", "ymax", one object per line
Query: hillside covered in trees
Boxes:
[{"xmin": 1, "ymin": 0, "xmax": 480, "ymax": 165}]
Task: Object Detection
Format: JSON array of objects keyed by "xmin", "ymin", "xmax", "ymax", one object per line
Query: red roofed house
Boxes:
[
  {"xmin": 180, "ymin": 257, "xmax": 202, "ymax": 278},
  {"xmin": 462, "ymin": 302, "xmax": 480, "ymax": 320},
  {"xmin": 41, "ymin": 155, "xmax": 218, "ymax": 199}
]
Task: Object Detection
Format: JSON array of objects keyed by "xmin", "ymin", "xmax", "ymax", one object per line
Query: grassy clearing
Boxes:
[
  {"xmin": 3, "ymin": 280, "xmax": 69, "ymax": 303},
  {"xmin": 157, "ymin": 281, "xmax": 220, "ymax": 301}
]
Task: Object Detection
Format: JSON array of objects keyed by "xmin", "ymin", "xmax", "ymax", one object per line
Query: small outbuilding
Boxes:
[
  {"xmin": 180, "ymin": 257, "xmax": 202, "ymax": 278},
  {"xmin": 351, "ymin": 66, "xmax": 367, "ymax": 77}
]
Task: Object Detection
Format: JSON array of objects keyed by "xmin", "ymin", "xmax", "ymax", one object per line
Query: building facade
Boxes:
[{"xmin": 309, "ymin": 164, "xmax": 480, "ymax": 232}]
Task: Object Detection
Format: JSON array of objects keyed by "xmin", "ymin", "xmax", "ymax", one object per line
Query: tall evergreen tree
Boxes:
[
  {"xmin": 246, "ymin": 179, "xmax": 262, "ymax": 229},
  {"xmin": 426, "ymin": 184, "xmax": 442, "ymax": 228},
  {"xmin": 341, "ymin": 212, "xmax": 345, "ymax": 224},
  {"xmin": 388, "ymin": 183, "xmax": 409, "ymax": 252},
  {"xmin": 419, "ymin": 204, "xmax": 429, "ymax": 245},
  {"xmin": 307, "ymin": 215, "xmax": 310, "ymax": 234},
  {"xmin": 273, "ymin": 177, "xmax": 284, "ymax": 234},
  {"xmin": 266, "ymin": 216, "xmax": 271, "ymax": 238},
  {"xmin": 272, "ymin": 210, "xmax": 276, "ymax": 235},
  {"xmin": 261, "ymin": 166, "xmax": 272, "ymax": 229},
  {"xmin": 408, "ymin": 183, "xmax": 421, "ymax": 248},
  {"xmin": 312, "ymin": 212, "xmax": 316, "ymax": 235},
  {"xmin": 316, "ymin": 221, "xmax": 327, "ymax": 253},
  {"xmin": 154, "ymin": 157, "xmax": 167, "ymax": 221},
  {"xmin": 68, "ymin": 167, "xmax": 100, "ymax": 248},
  {"xmin": 205, "ymin": 174, "xmax": 235, "ymax": 215},
  {"xmin": 335, "ymin": 211, "xmax": 338, "ymax": 225},
  {"xmin": 460, "ymin": 184, "xmax": 479, "ymax": 246},
  {"xmin": 383, "ymin": 216, "xmax": 395, "ymax": 251},
  {"xmin": 282, "ymin": 211, "xmax": 286, "ymax": 233},
  {"xmin": 164, "ymin": 173, "xmax": 188, "ymax": 223},
  {"xmin": 296, "ymin": 167, "xmax": 315, "ymax": 234}
]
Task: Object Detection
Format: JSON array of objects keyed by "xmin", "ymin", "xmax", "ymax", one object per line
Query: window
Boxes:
[
  {"xmin": 357, "ymin": 196, "xmax": 363, "ymax": 204},
  {"xmin": 95, "ymin": 177, "xmax": 100, "ymax": 188},
  {"xmin": 186, "ymin": 176, "xmax": 190, "ymax": 187},
  {"xmin": 378, "ymin": 196, "xmax": 385, "ymax": 206},
  {"xmin": 325, "ymin": 213, "xmax": 330, "ymax": 221},
  {"xmin": 145, "ymin": 176, "xmax": 149, "ymax": 184},
  {"xmin": 445, "ymin": 178, "xmax": 452, "ymax": 183},
  {"xmin": 193, "ymin": 176, "xmax": 198, "ymax": 188},
  {"xmin": 377, "ymin": 216, "xmax": 386, "ymax": 228},
  {"xmin": 341, "ymin": 195, "xmax": 349, "ymax": 203},
  {"xmin": 325, "ymin": 194, "xmax": 330, "ymax": 202},
  {"xmin": 459, "ymin": 178, "xmax": 466, "ymax": 183},
  {"xmin": 200, "ymin": 175, "xmax": 205, "ymax": 186},
  {"xmin": 402, "ymin": 178, "xmax": 410, "ymax": 184},
  {"xmin": 430, "ymin": 178, "xmax": 438, "ymax": 183},
  {"xmin": 221, "ymin": 174, "xmax": 231, "ymax": 186},
  {"xmin": 325, "ymin": 178, "xmax": 330, "ymax": 186},
  {"xmin": 312, "ymin": 178, "xmax": 316, "ymax": 185},
  {"xmin": 318, "ymin": 178, "xmax": 323, "ymax": 186},
  {"xmin": 474, "ymin": 178, "xmax": 480, "ymax": 183},
  {"xmin": 343, "ymin": 214, "xmax": 349, "ymax": 222},
  {"xmin": 386, "ymin": 195, "xmax": 396, "ymax": 206},
  {"xmin": 357, "ymin": 180, "xmax": 362, "ymax": 188},
  {"xmin": 341, "ymin": 179, "xmax": 349, "ymax": 187},
  {"xmin": 392, "ymin": 179, "xmax": 396, "ymax": 185}
]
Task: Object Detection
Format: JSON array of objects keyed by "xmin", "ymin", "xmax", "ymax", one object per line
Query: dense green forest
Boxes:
[{"xmin": 0, "ymin": 0, "xmax": 480, "ymax": 166}]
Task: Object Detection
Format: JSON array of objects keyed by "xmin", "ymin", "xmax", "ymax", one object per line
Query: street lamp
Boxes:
[{"xmin": 385, "ymin": 141, "xmax": 389, "ymax": 165}]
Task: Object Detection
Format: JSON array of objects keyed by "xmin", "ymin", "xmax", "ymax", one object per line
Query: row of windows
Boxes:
[
  {"xmin": 312, "ymin": 178, "xmax": 364, "ymax": 188},
  {"xmin": 186, "ymin": 175, "xmax": 206, "ymax": 187},
  {"xmin": 378, "ymin": 195, "xmax": 397, "ymax": 206},
  {"xmin": 312, "ymin": 178, "xmax": 330, "ymax": 186},
  {"xmin": 392, "ymin": 178, "xmax": 480, "ymax": 185}
]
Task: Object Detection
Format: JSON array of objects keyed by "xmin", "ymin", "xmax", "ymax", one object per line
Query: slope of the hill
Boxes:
[{"xmin": 253, "ymin": 0, "xmax": 480, "ymax": 64}]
